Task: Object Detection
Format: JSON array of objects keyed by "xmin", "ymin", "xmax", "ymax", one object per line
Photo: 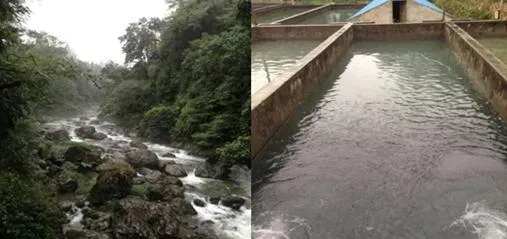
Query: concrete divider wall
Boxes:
[
  {"xmin": 251, "ymin": 23, "xmax": 354, "ymax": 157},
  {"xmin": 353, "ymin": 22, "xmax": 444, "ymax": 40},
  {"xmin": 252, "ymin": 24, "xmax": 344, "ymax": 42},
  {"xmin": 273, "ymin": 4, "xmax": 365, "ymax": 25},
  {"xmin": 252, "ymin": 4, "xmax": 286, "ymax": 14},
  {"xmin": 273, "ymin": 4, "xmax": 332, "ymax": 24},
  {"xmin": 445, "ymin": 22, "xmax": 507, "ymax": 118},
  {"xmin": 454, "ymin": 20, "xmax": 507, "ymax": 38}
]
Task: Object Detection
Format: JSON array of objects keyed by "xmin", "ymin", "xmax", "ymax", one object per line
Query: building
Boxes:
[{"xmin": 349, "ymin": 0, "xmax": 452, "ymax": 24}]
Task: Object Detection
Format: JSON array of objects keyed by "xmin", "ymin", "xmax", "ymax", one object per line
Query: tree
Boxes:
[{"xmin": 119, "ymin": 17, "xmax": 162, "ymax": 65}]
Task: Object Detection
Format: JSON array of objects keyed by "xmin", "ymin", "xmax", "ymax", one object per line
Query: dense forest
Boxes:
[
  {"xmin": 100, "ymin": 0, "xmax": 250, "ymax": 167},
  {"xmin": 0, "ymin": 0, "xmax": 250, "ymax": 238}
]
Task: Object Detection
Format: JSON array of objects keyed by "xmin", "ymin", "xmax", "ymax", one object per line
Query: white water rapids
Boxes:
[{"xmin": 44, "ymin": 113, "xmax": 251, "ymax": 238}]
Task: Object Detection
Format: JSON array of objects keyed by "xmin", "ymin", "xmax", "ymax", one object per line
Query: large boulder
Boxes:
[
  {"xmin": 75, "ymin": 126, "xmax": 96, "ymax": 138},
  {"xmin": 147, "ymin": 175, "xmax": 184, "ymax": 202},
  {"xmin": 221, "ymin": 196, "xmax": 246, "ymax": 210},
  {"xmin": 125, "ymin": 149, "xmax": 159, "ymax": 169},
  {"xmin": 75, "ymin": 126, "xmax": 108, "ymax": 140},
  {"xmin": 195, "ymin": 162, "xmax": 229, "ymax": 179},
  {"xmin": 164, "ymin": 164, "xmax": 187, "ymax": 177},
  {"xmin": 56, "ymin": 171, "xmax": 78, "ymax": 193},
  {"xmin": 183, "ymin": 201, "xmax": 198, "ymax": 215},
  {"xmin": 88, "ymin": 163, "xmax": 135, "ymax": 206},
  {"xmin": 112, "ymin": 197, "xmax": 180, "ymax": 238},
  {"xmin": 45, "ymin": 129, "xmax": 70, "ymax": 141},
  {"xmin": 64, "ymin": 145, "xmax": 103, "ymax": 169},
  {"xmin": 129, "ymin": 140, "xmax": 148, "ymax": 149}
]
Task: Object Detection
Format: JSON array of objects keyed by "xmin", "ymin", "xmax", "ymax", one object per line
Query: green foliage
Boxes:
[
  {"xmin": 435, "ymin": 0, "xmax": 495, "ymax": 20},
  {"xmin": 119, "ymin": 17, "xmax": 162, "ymax": 65},
  {"xmin": 101, "ymin": 199, "xmax": 121, "ymax": 213},
  {"xmin": 217, "ymin": 136, "xmax": 250, "ymax": 167},
  {"xmin": 139, "ymin": 105, "xmax": 175, "ymax": 141},
  {"xmin": 0, "ymin": 173, "xmax": 65, "ymax": 239},
  {"xmin": 100, "ymin": 79, "xmax": 154, "ymax": 125},
  {"xmin": 101, "ymin": 0, "xmax": 251, "ymax": 166},
  {"xmin": 72, "ymin": 172, "xmax": 98, "ymax": 196},
  {"xmin": 131, "ymin": 183, "xmax": 149, "ymax": 199}
]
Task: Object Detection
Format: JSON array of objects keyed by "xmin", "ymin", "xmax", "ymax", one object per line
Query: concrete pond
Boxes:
[
  {"xmin": 253, "ymin": 6, "xmax": 317, "ymax": 24},
  {"xmin": 250, "ymin": 8, "xmax": 507, "ymax": 238}
]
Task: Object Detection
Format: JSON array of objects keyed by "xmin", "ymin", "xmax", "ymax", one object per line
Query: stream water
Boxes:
[
  {"xmin": 253, "ymin": 40, "xmax": 507, "ymax": 239},
  {"xmin": 43, "ymin": 110, "xmax": 251, "ymax": 239}
]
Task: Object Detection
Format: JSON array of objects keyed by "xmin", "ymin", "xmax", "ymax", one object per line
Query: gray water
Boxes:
[
  {"xmin": 296, "ymin": 8, "xmax": 359, "ymax": 24},
  {"xmin": 254, "ymin": 7, "xmax": 316, "ymax": 24},
  {"xmin": 252, "ymin": 40, "xmax": 507, "ymax": 239},
  {"xmin": 252, "ymin": 40, "xmax": 321, "ymax": 94},
  {"xmin": 479, "ymin": 37, "xmax": 507, "ymax": 65}
]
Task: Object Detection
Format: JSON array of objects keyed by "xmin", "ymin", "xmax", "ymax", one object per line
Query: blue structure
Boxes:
[{"xmin": 349, "ymin": 0, "xmax": 450, "ymax": 21}]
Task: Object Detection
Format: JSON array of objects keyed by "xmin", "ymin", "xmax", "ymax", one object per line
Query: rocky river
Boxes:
[{"xmin": 41, "ymin": 110, "xmax": 251, "ymax": 239}]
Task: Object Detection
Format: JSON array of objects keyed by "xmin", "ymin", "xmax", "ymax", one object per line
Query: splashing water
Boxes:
[
  {"xmin": 451, "ymin": 202, "xmax": 507, "ymax": 239},
  {"xmin": 253, "ymin": 214, "xmax": 311, "ymax": 239}
]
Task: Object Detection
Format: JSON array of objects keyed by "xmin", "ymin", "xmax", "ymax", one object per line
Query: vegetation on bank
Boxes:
[
  {"xmin": 434, "ymin": 0, "xmax": 497, "ymax": 19},
  {"xmin": 100, "ymin": 0, "xmax": 251, "ymax": 167}
]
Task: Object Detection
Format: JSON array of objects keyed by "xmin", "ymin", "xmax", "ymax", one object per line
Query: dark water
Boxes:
[
  {"xmin": 296, "ymin": 9, "xmax": 360, "ymax": 24},
  {"xmin": 254, "ymin": 7, "xmax": 316, "ymax": 24},
  {"xmin": 252, "ymin": 40, "xmax": 507, "ymax": 239}
]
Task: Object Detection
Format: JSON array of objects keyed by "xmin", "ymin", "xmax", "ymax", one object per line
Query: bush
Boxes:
[
  {"xmin": 0, "ymin": 173, "xmax": 65, "ymax": 239},
  {"xmin": 139, "ymin": 105, "xmax": 175, "ymax": 141},
  {"xmin": 131, "ymin": 183, "xmax": 149, "ymax": 199},
  {"xmin": 217, "ymin": 136, "xmax": 250, "ymax": 167}
]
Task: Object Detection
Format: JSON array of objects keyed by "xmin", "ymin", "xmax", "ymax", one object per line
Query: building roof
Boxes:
[{"xmin": 349, "ymin": 0, "xmax": 448, "ymax": 20}]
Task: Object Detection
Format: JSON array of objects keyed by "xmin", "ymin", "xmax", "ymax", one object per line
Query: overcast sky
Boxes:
[{"xmin": 24, "ymin": 0, "xmax": 169, "ymax": 64}]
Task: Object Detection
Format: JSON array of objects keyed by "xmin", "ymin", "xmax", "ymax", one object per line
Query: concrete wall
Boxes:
[
  {"xmin": 252, "ymin": 24, "xmax": 344, "ymax": 42},
  {"xmin": 454, "ymin": 20, "xmax": 507, "ymax": 38},
  {"xmin": 252, "ymin": 4, "xmax": 286, "ymax": 14},
  {"xmin": 355, "ymin": 0, "xmax": 448, "ymax": 24},
  {"xmin": 406, "ymin": 0, "xmax": 445, "ymax": 22},
  {"xmin": 356, "ymin": 1, "xmax": 392, "ymax": 24},
  {"xmin": 273, "ymin": 4, "xmax": 332, "ymax": 24},
  {"xmin": 445, "ymin": 22, "xmax": 507, "ymax": 118},
  {"xmin": 251, "ymin": 23, "xmax": 354, "ymax": 157},
  {"xmin": 353, "ymin": 22, "xmax": 444, "ymax": 41}
]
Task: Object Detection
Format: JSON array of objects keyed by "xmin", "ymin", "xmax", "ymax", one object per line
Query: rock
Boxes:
[
  {"xmin": 75, "ymin": 126, "xmax": 97, "ymax": 139},
  {"xmin": 62, "ymin": 161, "xmax": 79, "ymax": 171},
  {"xmin": 64, "ymin": 145, "xmax": 103, "ymax": 169},
  {"xmin": 88, "ymin": 163, "xmax": 135, "ymax": 206},
  {"xmin": 138, "ymin": 167, "xmax": 163, "ymax": 182},
  {"xmin": 45, "ymin": 129, "xmax": 70, "ymax": 141},
  {"xmin": 46, "ymin": 164, "xmax": 61, "ymax": 177},
  {"xmin": 57, "ymin": 171, "xmax": 78, "ymax": 193},
  {"xmin": 83, "ymin": 210, "xmax": 112, "ymax": 232},
  {"xmin": 64, "ymin": 229, "xmax": 110, "ymax": 239},
  {"xmin": 158, "ymin": 160, "xmax": 175, "ymax": 170},
  {"xmin": 60, "ymin": 201, "xmax": 74, "ymax": 212},
  {"xmin": 195, "ymin": 162, "xmax": 230, "ymax": 179},
  {"xmin": 162, "ymin": 152, "xmax": 176, "ymax": 158},
  {"xmin": 91, "ymin": 132, "xmax": 107, "ymax": 140},
  {"xmin": 209, "ymin": 197, "xmax": 220, "ymax": 205},
  {"xmin": 183, "ymin": 201, "xmax": 198, "ymax": 215},
  {"xmin": 125, "ymin": 149, "xmax": 159, "ymax": 169},
  {"xmin": 129, "ymin": 140, "xmax": 148, "ymax": 149},
  {"xmin": 193, "ymin": 199, "xmax": 206, "ymax": 207},
  {"xmin": 90, "ymin": 119, "xmax": 100, "ymax": 125},
  {"xmin": 221, "ymin": 196, "xmax": 246, "ymax": 210},
  {"xmin": 164, "ymin": 164, "xmax": 187, "ymax": 177},
  {"xmin": 79, "ymin": 116, "xmax": 89, "ymax": 121},
  {"xmin": 112, "ymin": 197, "xmax": 179, "ymax": 238},
  {"xmin": 147, "ymin": 175, "xmax": 184, "ymax": 202}
]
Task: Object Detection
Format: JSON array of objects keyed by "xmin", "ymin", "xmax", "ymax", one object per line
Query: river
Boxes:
[
  {"xmin": 252, "ymin": 40, "xmax": 507, "ymax": 239},
  {"xmin": 43, "ymin": 110, "xmax": 251, "ymax": 239}
]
